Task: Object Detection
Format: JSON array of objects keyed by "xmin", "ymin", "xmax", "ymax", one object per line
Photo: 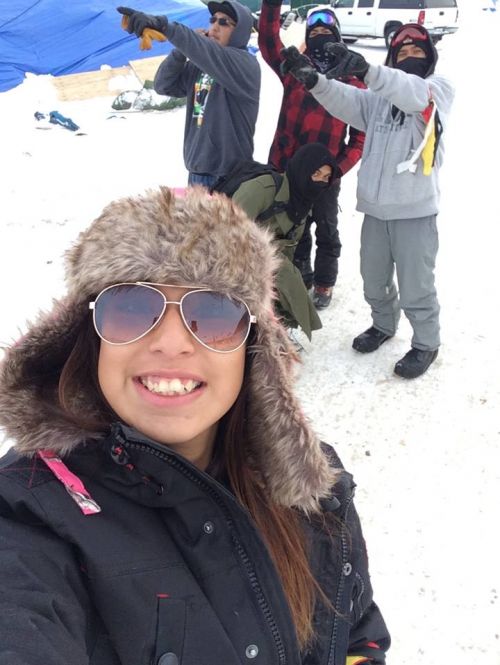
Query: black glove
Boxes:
[
  {"xmin": 280, "ymin": 46, "xmax": 319, "ymax": 90},
  {"xmin": 324, "ymin": 43, "xmax": 369, "ymax": 81},
  {"xmin": 117, "ymin": 6, "xmax": 169, "ymax": 37}
]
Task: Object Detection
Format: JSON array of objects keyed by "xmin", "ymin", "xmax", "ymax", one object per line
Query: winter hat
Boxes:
[
  {"xmin": 208, "ymin": 0, "xmax": 238, "ymax": 24},
  {"xmin": 0, "ymin": 187, "xmax": 337, "ymax": 512},
  {"xmin": 385, "ymin": 23, "xmax": 438, "ymax": 77}
]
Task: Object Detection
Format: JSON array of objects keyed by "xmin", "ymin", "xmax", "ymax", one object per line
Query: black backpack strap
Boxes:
[
  {"xmin": 255, "ymin": 173, "xmax": 285, "ymax": 222},
  {"xmin": 270, "ymin": 170, "xmax": 283, "ymax": 193},
  {"xmin": 256, "ymin": 201, "xmax": 288, "ymax": 223}
]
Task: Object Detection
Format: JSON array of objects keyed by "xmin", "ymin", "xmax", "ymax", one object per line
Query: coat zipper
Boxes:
[
  {"xmin": 118, "ymin": 440, "xmax": 288, "ymax": 665},
  {"xmin": 326, "ymin": 489, "xmax": 354, "ymax": 665}
]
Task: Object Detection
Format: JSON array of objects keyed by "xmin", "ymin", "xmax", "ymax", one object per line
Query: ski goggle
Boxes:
[
  {"xmin": 391, "ymin": 25, "xmax": 428, "ymax": 46},
  {"xmin": 306, "ymin": 11, "xmax": 338, "ymax": 28},
  {"xmin": 89, "ymin": 283, "xmax": 256, "ymax": 353}
]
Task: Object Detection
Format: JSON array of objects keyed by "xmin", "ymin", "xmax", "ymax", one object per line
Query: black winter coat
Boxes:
[{"xmin": 0, "ymin": 423, "xmax": 389, "ymax": 665}]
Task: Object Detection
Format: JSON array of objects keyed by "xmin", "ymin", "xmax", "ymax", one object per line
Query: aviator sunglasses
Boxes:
[
  {"xmin": 89, "ymin": 283, "xmax": 256, "ymax": 353},
  {"xmin": 306, "ymin": 10, "xmax": 338, "ymax": 27},
  {"xmin": 209, "ymin": 16, "xmax": 236, "ymax": 27},
  {"xmin": 391, "ymin": 25, "xmax": 428, "ymax": 46}
]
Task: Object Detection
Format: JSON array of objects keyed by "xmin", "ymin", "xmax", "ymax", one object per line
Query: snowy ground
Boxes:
[{"xmin": 1, "ymin": 4, "xmax": 499, "ymax": 664}]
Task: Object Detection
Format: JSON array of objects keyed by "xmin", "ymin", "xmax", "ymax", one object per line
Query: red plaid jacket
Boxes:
[{"xmin": 258, "ymin": 2, "xmax": 366, "ymax": 174}]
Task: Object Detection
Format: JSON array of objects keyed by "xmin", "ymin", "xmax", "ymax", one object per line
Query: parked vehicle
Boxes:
[{"xmin": 331, "ymin": 0, "xmax": 459, "ymax": 46}]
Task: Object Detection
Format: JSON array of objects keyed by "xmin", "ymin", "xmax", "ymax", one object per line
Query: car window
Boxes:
[
  {"xmin": 379, "ymin": 0, "xmax": 423, "ymax": 8},
  {"xmin": 334, "ymin": 0, "xmax": 355, "ymax": 8},
  {"xmin": 424, "ymin": 0, "xmax": 457, "ymax": 6},
  {"xmin": 358, "ymin": 0, "xmax": 375, "ymax": 6}
]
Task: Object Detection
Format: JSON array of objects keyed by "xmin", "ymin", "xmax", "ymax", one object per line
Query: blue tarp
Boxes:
[{"xmin": 0, "ymin": 0, "xmax": 211, "ymax": 93}]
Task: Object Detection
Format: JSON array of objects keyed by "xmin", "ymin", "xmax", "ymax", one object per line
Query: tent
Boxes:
[{"xmin": 0, "ymin": 0, "xmax": 210, "ymax": 93}]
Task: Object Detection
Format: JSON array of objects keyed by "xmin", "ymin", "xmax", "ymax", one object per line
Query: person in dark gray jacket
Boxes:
[
  {"xmin": 118, "ymin": 1, "xmax": 260, "ymax": 188},
  {"xmin": 281, "ymin": 24, "xmax": 455, "ymax": 379}
]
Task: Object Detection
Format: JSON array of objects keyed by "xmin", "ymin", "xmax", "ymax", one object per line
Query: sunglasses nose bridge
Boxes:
[
  {"xmin": 161, "ymin": 299, "xmax": 185, "ymax": 325},
  {"xmin": 146, "ymin": 298, "xmax": 197, "ymax": 352}
]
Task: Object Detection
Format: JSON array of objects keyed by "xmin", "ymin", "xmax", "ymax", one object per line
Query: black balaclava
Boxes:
[
  {"xmin": 305, "ymin": 9, "xmax": 342, "ymax": 74},
  {"xmin": 285, "ymin": 143, "xmax": 335, "ymax": 225},
  {"xmin": 395, "ymin": 56, "xmax": 430, "ymax": 78},
  {"xmin": 385, "ymin": 23, "xmax": 438, "ymax": 78}
]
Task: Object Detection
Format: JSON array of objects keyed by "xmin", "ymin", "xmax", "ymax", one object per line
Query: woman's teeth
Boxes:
[{"xmin": 140, "ymin": 377, "xmax": 201, "ymax": 396}]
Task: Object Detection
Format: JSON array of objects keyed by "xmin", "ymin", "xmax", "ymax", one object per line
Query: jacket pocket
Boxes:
[
  {"xmin": 357, "ymin": 152, "xmax": 383, "ymax": 204},
  {"xmin": 152, "ymin": 596, "xmax": 186, "ymax": 665}
]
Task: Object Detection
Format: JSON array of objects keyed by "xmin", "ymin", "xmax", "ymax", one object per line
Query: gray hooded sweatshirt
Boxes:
[
  {"xmin": 154, "ymin": 0, "xmax": 260, "ymax": 177},
  {"xmin": 310, "ymin": 65, "xmax": 454, "ymax": 220}
]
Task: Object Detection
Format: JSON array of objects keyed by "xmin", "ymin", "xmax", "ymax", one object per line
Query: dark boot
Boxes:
[
  {"xmin": 394, "ymin": 347, "xmax": 439, "ymax": 379},
  {"xmin": 312, "ymin": 286, "xmax": 332, "ymax": 310},
  {"xmin": 352, "ymin": 326, "xmax": 393, "ymax": 353}
]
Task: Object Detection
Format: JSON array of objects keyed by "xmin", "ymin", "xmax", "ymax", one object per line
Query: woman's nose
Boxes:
[{"xmin": 146, "ymin": 304, "xmax": 196, "ymax": 356}]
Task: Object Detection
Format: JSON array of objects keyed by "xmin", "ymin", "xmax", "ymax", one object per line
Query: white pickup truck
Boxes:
[{"xmin": 331, "ymin": 0, "xmax": 460, "ymax": 46}]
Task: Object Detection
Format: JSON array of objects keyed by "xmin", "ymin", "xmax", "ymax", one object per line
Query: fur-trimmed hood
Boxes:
[{"xmin": 0, "ymin": 187, "xmax": 337, "ymax": 512}]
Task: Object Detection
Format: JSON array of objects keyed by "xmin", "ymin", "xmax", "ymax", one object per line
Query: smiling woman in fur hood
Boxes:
[{"xmin": 0, "ymin": 186, "xmax": 389, "ymax": 665}]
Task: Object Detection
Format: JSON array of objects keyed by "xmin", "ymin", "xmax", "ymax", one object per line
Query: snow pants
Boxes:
[
  {"xmin": 293, "ymin": 180, "xmax": 342, "ymax": 288},
  {"xmin": 360, "ymin": 214, "xmax": 440, "ymax": 351}
]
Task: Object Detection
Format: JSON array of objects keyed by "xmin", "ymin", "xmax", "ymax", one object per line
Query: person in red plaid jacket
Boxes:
[{"xmin": 258, "ymin": 2, "xmax": 365, "ymax": 310}]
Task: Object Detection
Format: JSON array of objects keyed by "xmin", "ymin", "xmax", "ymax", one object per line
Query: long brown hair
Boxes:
[
  {"xmin": 58, "ymin": 319, "xmax": 322, "ymax": 648},
  {"xmin": 58, "ymin": 317, "xmax": 113, "ymax": 431},
  {"xmin": 219, "ymin": 350, "xmax": 324, "ymax": 649}
]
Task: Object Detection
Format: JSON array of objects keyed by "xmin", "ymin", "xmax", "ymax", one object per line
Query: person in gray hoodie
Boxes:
[
  {"xmin": 118, "ymin": 1, "xmax": 260, "ymax": 188},
  {"xmin": 280, "ymin": 24, "xmax": 454, "ymax": 379}
]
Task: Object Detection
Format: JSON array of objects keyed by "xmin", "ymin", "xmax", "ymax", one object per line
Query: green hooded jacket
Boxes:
[{"xmin": 233, "ymin": 174, "xmax": 322, "ymax": 339}]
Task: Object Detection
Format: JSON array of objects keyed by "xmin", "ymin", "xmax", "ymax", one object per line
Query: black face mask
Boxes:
[
  {"xmin": 307, "ymin": 180, "xmax": 330, "ymax": 196},
  {"xmin": 394, "ymin": 56, "xmax": 429, "ymax": 78},
  {"xmin": 307, "ymin": 34, "xmax": 338, "ymax": 73}
]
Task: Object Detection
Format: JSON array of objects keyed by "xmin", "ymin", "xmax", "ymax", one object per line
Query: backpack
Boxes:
[{"xmin": 210, "ymin": 160, "xmax": 288, "ymax": 223}]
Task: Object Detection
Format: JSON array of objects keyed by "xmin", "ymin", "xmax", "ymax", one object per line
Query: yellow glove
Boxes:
[{"xmin": 120, "ymin": 13, "xmax": 167, "ymax": 51}]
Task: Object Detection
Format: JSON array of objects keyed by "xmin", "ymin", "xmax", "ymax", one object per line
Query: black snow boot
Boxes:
[
  {"xmin": 312, "ymin": 286, "xmax": 333, "ymax": 310},
  {"xmin": 352, "ymin": 326, "xmax": 393, "ymax": 353},
  {"xmin": 394, "ymin": 347, "xmax": 439, "ymax": 379}
]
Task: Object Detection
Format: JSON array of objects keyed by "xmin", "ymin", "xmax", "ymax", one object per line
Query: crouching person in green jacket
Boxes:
[{"xmin": 232, "ymin": 143, "xmax": 335, "ymax": 339}]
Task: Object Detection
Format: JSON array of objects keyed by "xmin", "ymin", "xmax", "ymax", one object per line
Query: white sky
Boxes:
[{"xmin": 1, "ymin": 3, "xmax": 499, "ymax": 663}]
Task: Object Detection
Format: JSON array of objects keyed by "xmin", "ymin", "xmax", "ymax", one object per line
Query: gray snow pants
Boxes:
[{"xmin": 360, "ymin": 214, "xmax": 440, "ymax": 351}]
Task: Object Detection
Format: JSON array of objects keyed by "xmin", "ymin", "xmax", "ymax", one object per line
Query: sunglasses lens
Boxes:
[
  {"xmin": 393, "ymin": 26, "xmax": 427, "ymax": 45},
  {"xmin": 182, "ymin": 291, "xmax": 250, "ymax": 352},
  {"xmin": 209, "ymin": 16, "xmax": 232, "ymax": 26},
  {"xmin": 94, "ymin": 285, "xmax": 165, "ymax": 344},
  {"xmin": 307, "ymin": 11, "xmax": 336, "ymax": 27}
]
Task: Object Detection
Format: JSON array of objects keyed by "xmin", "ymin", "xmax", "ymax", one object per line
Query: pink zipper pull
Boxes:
[{"xmin": 38, "ymin": 450, "xmax": 101, "ymax": 516}]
